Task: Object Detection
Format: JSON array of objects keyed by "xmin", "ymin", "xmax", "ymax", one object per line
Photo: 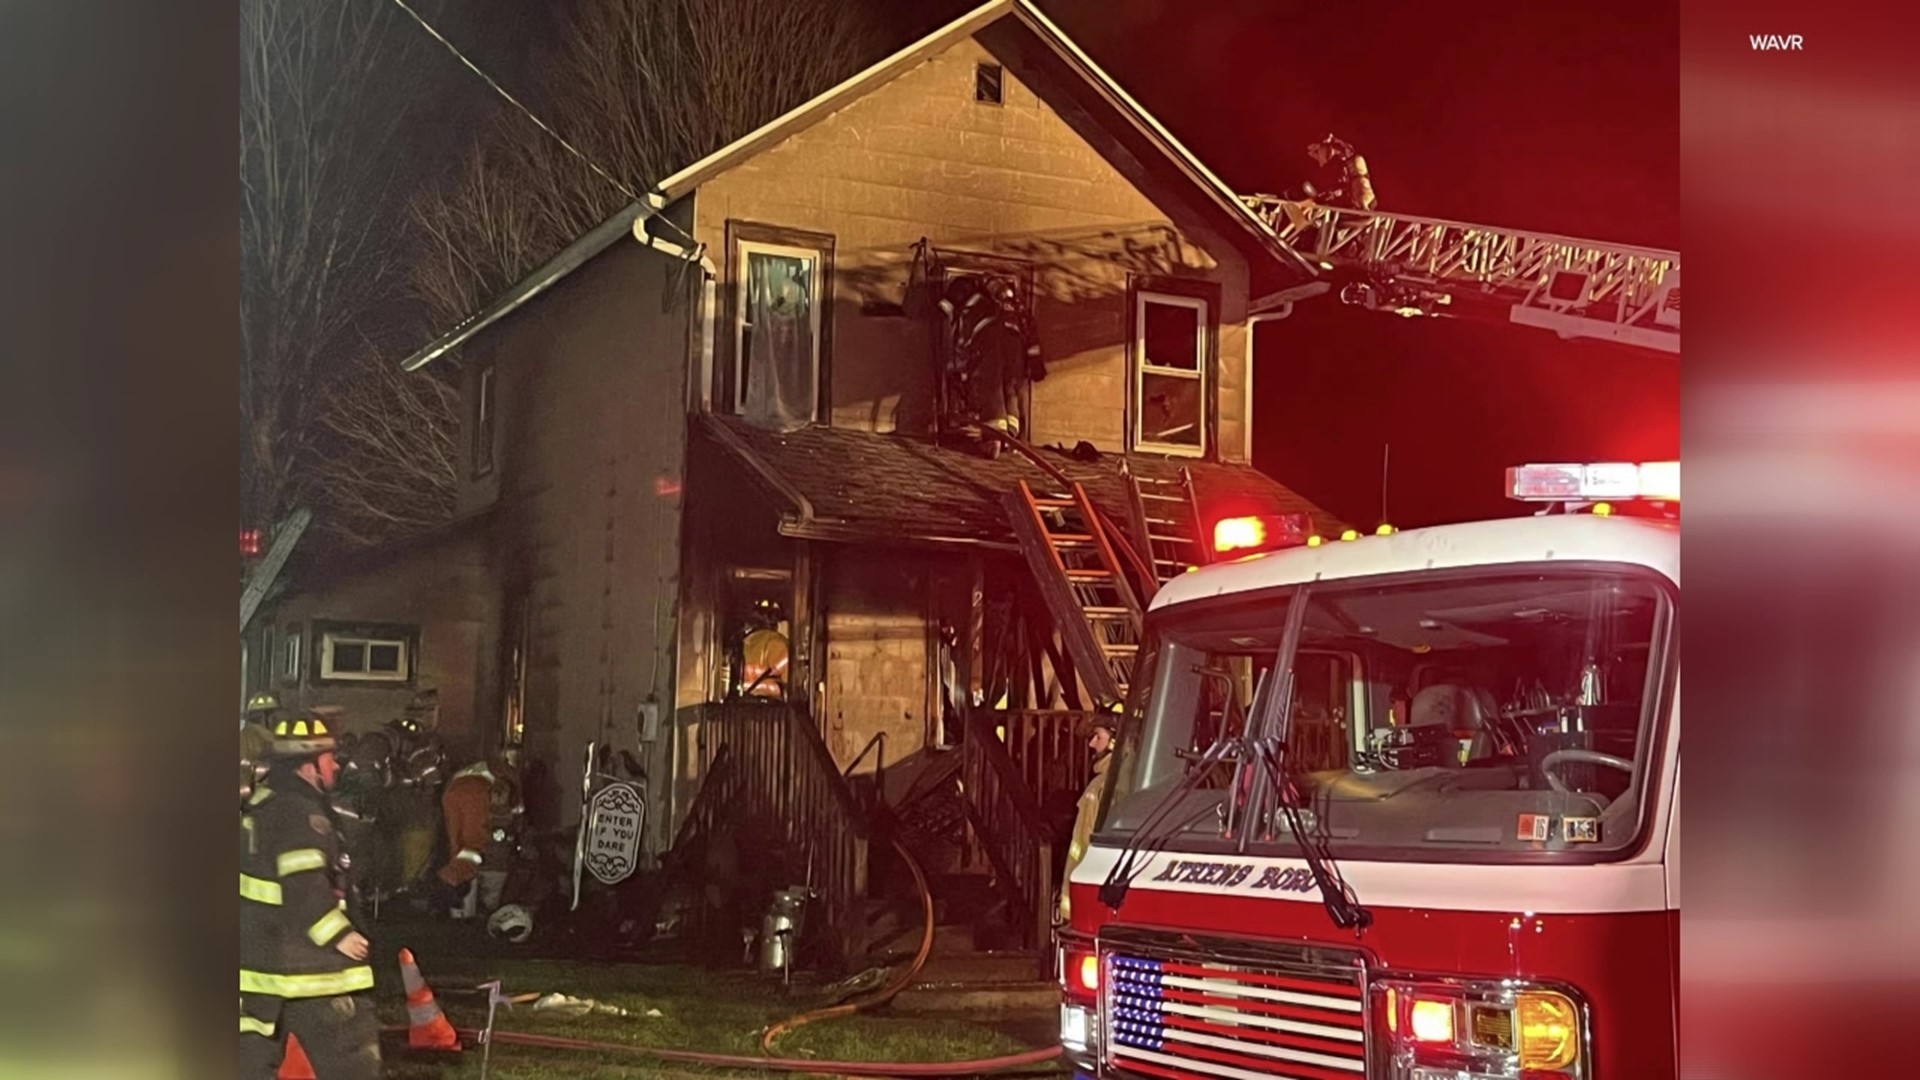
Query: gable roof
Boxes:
[
  {"xmin": 401, "ymin": 0, "xmax": 1313, "ymax": 372},
  {"xmin": 698, "ymin": 413, "xmax": 1348, "ymax": 549}
]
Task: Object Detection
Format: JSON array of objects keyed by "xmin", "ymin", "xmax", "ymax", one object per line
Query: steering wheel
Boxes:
[{"xmin": 1539, "ymin": 749, "xmax": 1635, "ymax": 794}]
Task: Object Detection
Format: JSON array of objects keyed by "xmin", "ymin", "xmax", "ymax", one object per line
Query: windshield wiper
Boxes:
[
  {"xmin": 1096, "ymin": 734, "xmax": 1243, "ymax": 910},
  {"xmin": 1244, "ymin": 589, "xmax": 1373, "ymax": 934},
  {"xmin": 1248, "ymin": 738, "xmax": 1372, "ymax": 931}
]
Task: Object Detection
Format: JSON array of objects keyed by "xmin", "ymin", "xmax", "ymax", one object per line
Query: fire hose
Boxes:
[
  {"xmin": 386, "ymin": 839, "xmax": 1058, "ymax": 1075},
  {"xmin": 395, "ymin": 1027, "xmax": 1061, "ymax": 1075},
  {"xmin": 759, "ymin": 836, "xmax": 936, "ymax": 1052}
]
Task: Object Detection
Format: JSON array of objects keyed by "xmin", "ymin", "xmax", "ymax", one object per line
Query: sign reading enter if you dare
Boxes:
[{"xmin": 584, "ymin": 782, "xmax": 645, "ymax": 885}]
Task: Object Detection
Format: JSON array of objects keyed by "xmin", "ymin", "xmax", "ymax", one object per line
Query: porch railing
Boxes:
[
  {"xmin": 958, "ymin": 708, "xmax": 1054, "ymax": 950},
  {"xmin": 678, "ymin": 701, "xmax": 870, "ymax": 958},
  {"xmin": 990, "ymin": 709, "xmax": 1093, "ymax": 804}
]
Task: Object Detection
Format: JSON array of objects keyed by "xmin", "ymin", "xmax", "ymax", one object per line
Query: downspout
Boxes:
[
  {"xmin": 1243, "ymin": 281, "xmax": 1331, "ymax": 462},
  {"xmin": 628, "ymin": 211, "xmax": 719, "ymax": 858},
  {"xmin": 1243, "ymin": 310, "xmax": 1290, "ymax": 464}
]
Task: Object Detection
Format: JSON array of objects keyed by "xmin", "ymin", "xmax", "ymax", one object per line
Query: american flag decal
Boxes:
[{"xmin": 1103, "ymin": 938, "xmax": 1368, "ymax": 1080}]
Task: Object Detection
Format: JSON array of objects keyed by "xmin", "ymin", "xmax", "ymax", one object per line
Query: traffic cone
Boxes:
[
  {"xmin": 398, "ymin": 948, "xmax": 462, "ymax": 1051},
  {"xmin": 277, "ymin": 1034, "xmax": 316, "ymax": 1079}
]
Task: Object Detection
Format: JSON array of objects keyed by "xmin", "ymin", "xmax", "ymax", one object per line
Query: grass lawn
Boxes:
[{"xmin": 368, "ymin": 922, "xmax": 1064, "ymax": 1079}]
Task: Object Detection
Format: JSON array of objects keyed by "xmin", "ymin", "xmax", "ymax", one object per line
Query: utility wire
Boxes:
[{"xmin": 387, "ymin": 0, "xmax": 637, "ymax": 201}]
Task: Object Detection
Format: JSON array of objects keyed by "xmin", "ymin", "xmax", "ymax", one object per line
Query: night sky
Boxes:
[{"xmin": 432, "ymin": 0, "xmax": 1679, "ymax": 529}]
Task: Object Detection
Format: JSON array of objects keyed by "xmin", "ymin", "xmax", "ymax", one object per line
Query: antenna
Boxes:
[{"xmin": 1380, "ymin": 443, "xmax": 1390, "ymax": 526}]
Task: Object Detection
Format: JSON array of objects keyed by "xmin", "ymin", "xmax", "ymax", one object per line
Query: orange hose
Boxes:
[
  {"xmin": 760, "ymin": 837, "xmax": 937, "ymax": 1053},
  {"xmin": 401, "ymin": 1026, "xmax": 1061, "ymax": 1075}
]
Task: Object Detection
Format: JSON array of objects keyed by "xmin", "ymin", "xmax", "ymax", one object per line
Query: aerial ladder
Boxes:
[{"xmin": 1242, "ymin": 196, "xmax": 1681, "ymax": 355}]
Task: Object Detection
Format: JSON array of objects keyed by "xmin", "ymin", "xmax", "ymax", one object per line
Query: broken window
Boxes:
[
  {"xmin": 975, "ymin": 62, "xmax": 1004, "ymax": 105},
  {"xmin": 734, "ymin": 240, "xmax": 826, "ymax": 431},
  {"xmin": 1133, "ymin": 291, "xmax": 1208, "ymax": 455}
]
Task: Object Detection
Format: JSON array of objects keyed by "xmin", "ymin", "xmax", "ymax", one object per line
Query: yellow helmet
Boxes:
[{"xmin": 270, "ymin": 713, "xmax": 338, "ymax": 758}]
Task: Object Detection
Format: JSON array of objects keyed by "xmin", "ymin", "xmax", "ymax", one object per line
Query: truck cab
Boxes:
[{"xmin": 1058, "ymin": 463, "xmax": 1680, "ymax": 1080}]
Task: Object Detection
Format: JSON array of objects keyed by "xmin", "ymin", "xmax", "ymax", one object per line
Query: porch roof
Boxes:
[{"xmin": 697, "ymin": 413, "xmax": 1346, "ymax": 552}]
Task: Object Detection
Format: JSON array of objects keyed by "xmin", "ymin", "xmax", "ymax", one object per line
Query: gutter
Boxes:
[
  {"xmin": 399, "ymin": 191, "xmax": 669, "ymax": 373},
  {"xmin": 698, "ymin": 415, "xmax": 817, "ymax": 527}
]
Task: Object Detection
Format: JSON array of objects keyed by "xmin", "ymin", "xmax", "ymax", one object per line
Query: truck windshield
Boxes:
[{"xmin": 1096, "ymin": 567, "xmax": 1673, "ymax": 861}]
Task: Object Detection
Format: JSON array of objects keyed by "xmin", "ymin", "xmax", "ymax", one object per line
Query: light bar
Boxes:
[{"xmin": 1506, "ymin": 461, "xmax": 1679, "ymax": 502}]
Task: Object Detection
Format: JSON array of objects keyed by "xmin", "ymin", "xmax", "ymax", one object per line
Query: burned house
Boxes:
[{"xmin": 278, "ymin": 0, "xmax": 1346, "ymax": 959}]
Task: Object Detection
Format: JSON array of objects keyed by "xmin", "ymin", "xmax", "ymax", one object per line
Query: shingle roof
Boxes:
[{"xmin": 700, "ymin": 414, "xmax": 1346, "ymax": 549}]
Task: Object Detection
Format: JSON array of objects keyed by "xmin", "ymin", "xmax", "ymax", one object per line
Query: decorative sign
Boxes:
[{"xmin": 584, "ymin": 782, "xmax": 645, "ymax": 885}]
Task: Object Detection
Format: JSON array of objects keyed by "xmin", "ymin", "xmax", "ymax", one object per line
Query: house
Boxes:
[
  {"xmin": 274, "ymin": 0, "xmax": 1345, "ymax": 959},
  {"xmin": 245, "ymin": 522, "xmax": 497, "ymax": 765}
]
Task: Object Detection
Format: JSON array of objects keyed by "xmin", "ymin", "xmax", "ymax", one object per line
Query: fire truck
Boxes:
[{"xmin": 1056, "ymin": 461, "xmax": 1680, "ymax": 1080}]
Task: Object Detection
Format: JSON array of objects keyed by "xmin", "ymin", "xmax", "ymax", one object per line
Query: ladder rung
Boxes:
[
  {"xmin": 1064, "ymin": 568, "xmax": 1113, "ymax": 580},
  {"xmin": 1081, "ymin": 606, "xmax": 1130, "ymax": 617},
  {"xmin": 1032, "ymin": 497, "xmax": 1076, "ymax": 509},
  {"xmin": 1101, "ymin": 644, "xmax": 1139, "ymax": 655},
  {"xmin": 1139, "ymin": 492, "xmax": 1184, "ymax": 502},
  {"xmin": 1048, "ymin": 533, "xmax": 1096, "ymax": 545},
  {"xmin": 1149, "ymin": 533, "xmax": 1193, "ymax": 544}
]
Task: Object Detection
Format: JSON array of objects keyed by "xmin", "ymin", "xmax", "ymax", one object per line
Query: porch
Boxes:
[{"xmin": 665, "ymin": 415, "xmax": 1343, "ymax": 967}]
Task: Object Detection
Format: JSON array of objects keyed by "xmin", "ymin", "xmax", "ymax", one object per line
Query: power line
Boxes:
[{"xmin": 386, "ymin": 0, "xmax": 636, "ymax": 202}]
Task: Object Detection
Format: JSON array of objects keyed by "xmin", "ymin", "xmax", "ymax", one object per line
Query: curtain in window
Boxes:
[{"xmin": 741, "ymin": 252, "xmax": 816, "ymax": 431}]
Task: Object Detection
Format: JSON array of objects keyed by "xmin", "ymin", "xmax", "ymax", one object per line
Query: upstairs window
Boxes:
[
  {"xmin": 471, "ymin": 364, "xmax": 496, "ymax": 479},
  {"xmin": 975, "ymin": 62, "xmax": 1004, "ymax": 105},
  {"xmin": 1132, "ymin": 290, "xmax": 1209, "ymax": 455},
  {"xmin": 727, "ymin": 222, "xmax": 834, "ymax": 431}
]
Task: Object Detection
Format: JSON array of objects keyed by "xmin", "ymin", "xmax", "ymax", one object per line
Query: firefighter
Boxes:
[
  {"xmin": 1057, "ymin": 714, "xmax": 1117, "ymax": 921},
  {"xmin": 1305, "ymin": 134, "xmax": 1378, "ymax": 211},
  {"xmin": 240, "ymin": 693, "xmax": 279, "ymax": 807},
  {"xmin": 738, "ymin": 599, "xmax": 790, "ymax": 700},
  {"xmin": 433, "ymin": 754, "xmax": 522, "ymax": 918},
  {"xmin": 240, "ymin": 713, "xmax": 380, "ymax": 1079}
]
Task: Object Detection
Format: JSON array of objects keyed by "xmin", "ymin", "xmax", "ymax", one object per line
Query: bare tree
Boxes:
[
  {"xmin": 239, "ymin": 0, "xmax": 423, "ymax": 531},
  {"xmin": 411, "ymin": 0, "xmax": 888, "ymax": 327},
  {"xmin": 307, "ymin": 349, "xmax": 462, "ymax": 548}
]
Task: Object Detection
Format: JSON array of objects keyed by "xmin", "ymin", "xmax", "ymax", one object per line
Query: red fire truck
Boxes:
[{"xmin": 1057, "ymin": 462, "xmax": 1680, "ymax": 1080}]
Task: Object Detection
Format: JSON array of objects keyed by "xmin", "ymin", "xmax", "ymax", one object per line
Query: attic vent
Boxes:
[{"xmin": 974, "ymin": 62, "xmax": 1004, "ymax": 105}]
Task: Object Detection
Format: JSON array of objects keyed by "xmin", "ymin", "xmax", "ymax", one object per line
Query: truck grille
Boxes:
[{"xmin": 1100, "ymin": 929, "xmax": 1368, "ymax": 1080}]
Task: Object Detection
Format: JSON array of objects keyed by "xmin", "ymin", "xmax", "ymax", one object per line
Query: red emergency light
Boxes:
[
  {"xmin": 241, "ymin": 528, "xmax": 263, "ymax": 558},
  {"xmin": 1211, "ymin": 512, "xmax": 1312, "ymax": 556}
]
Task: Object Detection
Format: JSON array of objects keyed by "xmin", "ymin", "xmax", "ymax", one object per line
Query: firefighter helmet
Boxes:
[
  {"xmin": 487, "ymin": 903, "xmax": 534, "ymax": 943},
  {"xmin": 245, "ymin": 691, "xmax": 279, "ymax": 716},
  {"xmin": 270, "ymin": 713, "xmax": 339, "ymax": 758}
]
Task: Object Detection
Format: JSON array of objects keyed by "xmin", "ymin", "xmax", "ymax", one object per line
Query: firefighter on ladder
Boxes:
[
  {"xmin": 240, "ymin": 713, "xmax": 381, "ymax": 1079},
  {"xmin": 1305, "ymin": 133, "xmax": 1377, "ymax": 211}
]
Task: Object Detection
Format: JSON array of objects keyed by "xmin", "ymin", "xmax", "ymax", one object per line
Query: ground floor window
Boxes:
[{"xmin": 312, "ymin": 621, "xmax": 417, "ymax": 684}]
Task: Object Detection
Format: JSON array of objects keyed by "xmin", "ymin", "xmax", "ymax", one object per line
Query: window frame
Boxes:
[
  {"xmin": 311, "ymin": 621, "xmax": 418, "ymax": 685},
  {"xmin": 722, "ymin": 221, "xmax": 836, "ymax": 424},
  {"xmin": 974, "ymin": 62, "xmax": 1005, "ymax": 105},
  {"xmin": 281, "ymin": 624, "xmax": 303, "ymax": 686},
  {"xmin": 1128, "ymin": 283, "xmax": 1216, "ymax": 458},
  {"xmin": 471, "ymin": 363, "xmax": 496, "ymax": 479}
]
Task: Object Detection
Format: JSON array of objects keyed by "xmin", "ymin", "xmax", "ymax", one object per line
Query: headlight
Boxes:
[
  {"xmin": 1373, "ymin": 976, "xmax": 1589, "ymax": 1079},
  {"xmin": 1060, "ymin": 1003, "xmax": 1090, "ymax": 1052}
]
